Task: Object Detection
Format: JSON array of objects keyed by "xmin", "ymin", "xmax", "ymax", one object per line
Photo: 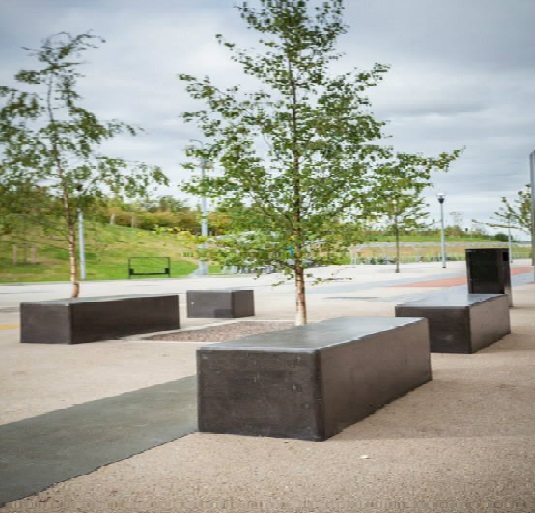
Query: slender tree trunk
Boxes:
[
  {"xmin": 288, "ymin": 55, "xmax": 307, "ymax": 325},
  {"xmin": 61, "ymin": 182, "xmax": 79, "ymax": 298},
  {"xmin": 294, "ymin": 264, "xmax": 307, "ymax": 326},
  {"xmin": 67, "ymin": 217, "xmax": 80, "ymax": 298}
]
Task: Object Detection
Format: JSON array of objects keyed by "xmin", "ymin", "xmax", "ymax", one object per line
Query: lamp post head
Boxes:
[{"xmin": 437, "ymin": 193, "xmax": 445, "ymax": 204}]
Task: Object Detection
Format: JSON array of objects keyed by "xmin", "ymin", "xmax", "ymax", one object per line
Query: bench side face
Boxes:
[
  {"xmin": 319, "ymin": 319, "xmax": 432, "ymax": 438},
  {"xmin": 197, "ymin": 349, "xmax": 324, "ymax": 440},
  {"xmin": 187, "ymin": 290, "xmax": 254, "ymax": 318},
  {"xmin": 396, "ymin": 305, "xmax": 471, "ymax": 353},
  {"xmin": 231, "ymin": 290, "xmax": 255, "ymax": 318},
  {"xmin": 20, "ymin": 303, "xmax": 72, "ymax": 344},
  {"xmin": 469, "ymin": 295, "xmax": 511, "ymax": 353},
  {"xmin": 69, "ymin": 295, "xmax": 180, "ymax": 344}
]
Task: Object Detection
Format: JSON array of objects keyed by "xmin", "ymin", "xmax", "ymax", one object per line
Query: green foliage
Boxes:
[
  {"xmin": 490, "ymin": 184, "xmax": 531, "ymax": 235},
  {"xmin": 179, "ymin": 0, "xmax": 461, "ymax": 323},
  {"xmin": 493, "ymin": 232, "xmax": 509, "ymax": 242},
  {"xmin": 0, "ymin": 32, "xmax": 168, "ymax": 296}
]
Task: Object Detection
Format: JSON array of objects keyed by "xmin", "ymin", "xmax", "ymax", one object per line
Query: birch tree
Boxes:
[
  {"xmin": 179, "ymin": 0, "xmax": 460, "ymax": 325},
  {"xmin": 0, "ymin": 32, "xmax": 168, "ymax": 297}
]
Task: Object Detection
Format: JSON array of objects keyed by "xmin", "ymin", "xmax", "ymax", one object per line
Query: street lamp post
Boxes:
[
  {"xmin": 530, "ymin": 151, "xmax": 535, "ymax": 269},
  {"xmin": 437, "ymin": 193, "xmax": 446, "ymax": 268},
  {"xmin": 392, "ymin": 198, "xmax": 400, "ymax": 274},
  {"xmin": 78, "ymin": 208, "xmax": 86, "ymax": 280},
  {"xmin": 186, "ymin": 140, "xmax": 212, "ymax": 276},
  {"xmin": 507, "ymin": 214, "xmax": 513, "ymax": 264}
]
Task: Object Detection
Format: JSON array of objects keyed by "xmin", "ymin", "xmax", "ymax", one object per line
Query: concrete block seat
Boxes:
[
  {"xmin": 186, "ymin": 289, "xmax": 254, "ymax": 318},
  {"xmin": 395, "ymin": 293, "xmax": 510, "ymax": 354},
  {"xmin": 197, "ymin": 316, "xmax": 431, "ymax": 441},
  {"xmin": 20, "ymin": 294, "xmax": 180, "ymax": 344}
]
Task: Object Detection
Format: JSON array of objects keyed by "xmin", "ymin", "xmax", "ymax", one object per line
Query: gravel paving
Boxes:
[{"xmin": 145, "ymin": 320, "xmax": 295, "ymax": 342}]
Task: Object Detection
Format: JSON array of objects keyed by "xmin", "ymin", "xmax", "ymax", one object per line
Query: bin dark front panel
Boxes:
[
  {"xmin": 197, "ymin": 316, "xmax": 431, "ymax": 441},
  {"xmin": 396, "ymin": 294, "xmax": 510, "ymax": 354},
  {"xmin": 465, "ymin": 248, "xmax": 512, "ymax": 306},
  {"xmin": 187, "ymin": 290, "xmax": 254, "ymax": 318},
  {"xmin": 20, "ymin": 294, "xmax": 180, "ymax": 344}
]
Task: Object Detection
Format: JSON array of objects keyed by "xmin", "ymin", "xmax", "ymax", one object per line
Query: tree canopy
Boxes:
[
  {"xmin": 180, "ymin": 0, "xmax": 461, "ymax": 324},
  {"xmin": 491, "ymin": 184, "xmax": 531, "ymax": 235}
]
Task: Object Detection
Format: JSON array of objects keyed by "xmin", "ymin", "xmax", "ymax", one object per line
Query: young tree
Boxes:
[
  {"xmin": 179, "ymin": 0, "xmax": 460, "ymax": 325},
  {"xmin": 0, "ymin": 32, "xmax": 168, "ymax": 297},
  {"xmin": 491, "ymin": 184, "xmax": 531, "ymax": 235},
  {"xmin": 379, "ymin": 194, "xmax": 429, "ymax": 273}
]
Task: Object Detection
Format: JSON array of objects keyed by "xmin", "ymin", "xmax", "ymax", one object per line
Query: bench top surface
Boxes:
[
  {"xmin": 187, "ymin": 289, "xmax": 252, "ymax": 294},
  {"xmin": 199, "ymin": 316, "xmax": 425, "ymax": 353},
  {"xmin": 397, "ymin": 293, "xmax": 505, "ymax": 309},
  {"xmin": 21, "ymin": 294, "xmax": 179, "ymax": 306}
]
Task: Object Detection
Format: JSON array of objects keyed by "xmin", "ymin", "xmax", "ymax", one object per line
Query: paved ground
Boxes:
[{"xmin": 1, "ymin": 261, "xmax": 534, "ymax": 512}]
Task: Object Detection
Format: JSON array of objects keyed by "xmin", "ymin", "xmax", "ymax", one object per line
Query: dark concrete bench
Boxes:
[
  {"xmin": 20, "ymin": 294, "xmax": 180, "ymax": 344},
  {"xmin": 197, "ymin": 316, "xmax": 431, "ymax": 441},
  {"xmin": 395, "ymin": 293, "xmax": 510, "ymax": 354},
  {"xmin": 186, "ymin": 289, "xmax": 254, "ymax": 318}
]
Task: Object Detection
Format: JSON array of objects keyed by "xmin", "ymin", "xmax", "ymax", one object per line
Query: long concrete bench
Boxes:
[
  {"xmin": 20, "ymin": 294, "xmax": 180, "ymax": 344},
  {"xmin": 186, "ymin": 289, "xmax": 254, "ymax": 318},
  {"xmin": 197, "ymin": 316, "xmax": 431, "ymax": 441},
  {"xmin": 395, "ymin": 293, "xmax": 510, "ymax": 354}
]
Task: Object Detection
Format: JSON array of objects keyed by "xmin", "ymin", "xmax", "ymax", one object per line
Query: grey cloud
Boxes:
[{"xmin": 0, "ymin": 0, "xmax": 534, "ymax": 229}]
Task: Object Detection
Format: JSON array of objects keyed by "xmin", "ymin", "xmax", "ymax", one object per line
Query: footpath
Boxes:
[{"xmin": 0, "ymin": 261, "xmax": 534, "ymax": 512}]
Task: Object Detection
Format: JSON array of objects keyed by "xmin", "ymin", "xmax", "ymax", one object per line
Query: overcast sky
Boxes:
[{"xmin": 1, "ymin": 0, "xmax": 534, "ymax": 235}]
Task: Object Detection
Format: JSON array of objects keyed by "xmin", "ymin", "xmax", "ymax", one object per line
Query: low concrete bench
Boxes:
[
  {"xmin": 20, "ymin": 294, "xmax": 180, "ymax": 344},
  {"xmin": 186, "ymin": 289, "xmax": 254, "ymax": 318},
  {"xmin": 395, "ymin": 293, "xmax": 510, "ymax": 354},
  {"xmin": 197, "ymin": 316, "xmax": 431, "ymax": 441}
]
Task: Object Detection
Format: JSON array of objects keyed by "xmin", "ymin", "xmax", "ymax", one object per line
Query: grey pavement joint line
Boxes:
[{"xmin": 0, "ymin": 375, "xmax": 197, "ymax": 506}]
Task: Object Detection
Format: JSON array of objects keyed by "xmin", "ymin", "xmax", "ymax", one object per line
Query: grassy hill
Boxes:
[
  {"xmin": 0, "ymin": 221, "xmax": 527, "ymax": 283},
  {"xmin": 0, "ymin": 222, "xmax": 203, "ymax": 283}
]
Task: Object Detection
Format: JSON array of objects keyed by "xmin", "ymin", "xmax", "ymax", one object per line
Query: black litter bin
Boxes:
[{"xmin": 465, "ymin": 248, "xmax": 512, "ymax": 306}]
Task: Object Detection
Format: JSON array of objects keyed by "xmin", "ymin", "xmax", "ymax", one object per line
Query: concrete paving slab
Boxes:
[{"xmin": 0, "ymin": 261, "xmax": 534, "ymax": 512}]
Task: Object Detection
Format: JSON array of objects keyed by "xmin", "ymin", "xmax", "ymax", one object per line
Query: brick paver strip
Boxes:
[{"xmin": 392, "ymin": 266, "xmax": 533, "ymax": 288}]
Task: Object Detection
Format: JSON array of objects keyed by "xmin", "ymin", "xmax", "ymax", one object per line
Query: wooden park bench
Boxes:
[{"xmin": 128, "ymin": 257, "xmax": 171, "ymax": 279}]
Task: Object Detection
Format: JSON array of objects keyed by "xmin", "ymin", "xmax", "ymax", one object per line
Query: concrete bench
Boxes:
[
  {"xmin": 186, "ymin": 289, "xmax": 254, "ymax": 318},
  {"xmin": 197, "ymin": 316, "xmax": 431, "ymax": 441},
  {"xmin": 395, "ymin": 293, "xmax": 510, "ymax": 354},
  {"xmin": 20, "ymin": 294, "xmax": 180, "ymax": 344}
]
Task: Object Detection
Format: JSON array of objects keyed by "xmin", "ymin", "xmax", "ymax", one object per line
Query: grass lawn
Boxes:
[
  {"xmin": 0, "ymin": 223, "xmax": 202, "ymax": 282},
  {"xmin": 0, "ymin": 223, "xmax": 526, "ymax": 282}
]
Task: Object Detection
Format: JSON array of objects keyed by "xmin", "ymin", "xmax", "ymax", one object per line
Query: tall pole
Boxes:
[
  {"xmin": 437, "ymin": 193, "xmax": 446, "ymax": 268},
  {"xmin": 187, "ymin": 139, "xmax": 211, "ymax": 276},
  {"xmin": 199, "ymin": 159, "xmax": 209, "ymax": 276},
  {"xmin": 530, "ymin": 151, "xmax": 535, "ymax": 270},
  {"xmin": 78, "ymin": 208, "xmax": 86, "ymax": 280},
  {"xmin": 508, "ymin": 215, "xmax": 513, "ymax": 264}
]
